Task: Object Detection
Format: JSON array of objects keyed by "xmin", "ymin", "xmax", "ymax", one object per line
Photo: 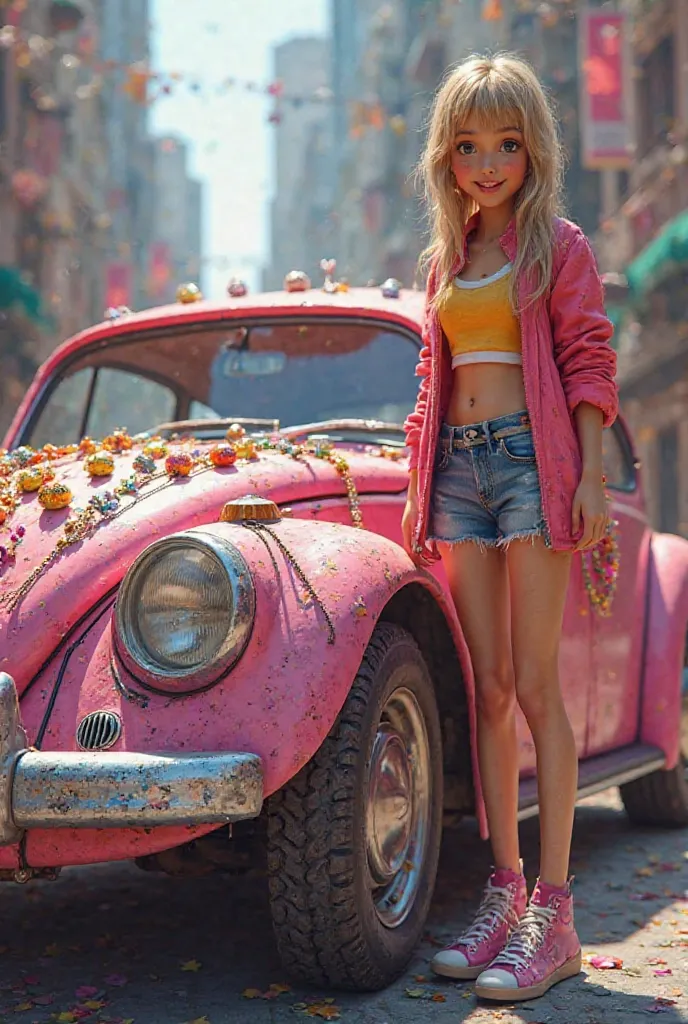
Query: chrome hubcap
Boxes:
[{"xmin": 365, "ymin": 686, "xmax": 431, "ymax": 928}]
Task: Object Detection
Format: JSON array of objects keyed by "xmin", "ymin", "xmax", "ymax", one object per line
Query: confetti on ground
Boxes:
[
  {"xmin": 74, "ymin": 987, "xmax": 98, "ymax": 1000},
  {"xmin": 104, "ymin": 975, "xmax": 128, "ymax": 987},
  {"xmin": 241, "ymin": 984, "xmax": 291, "ymax": 1000},
  {"xmin": 585, "ymin": 955, "xmax": 623, "ymax": 969},
  {"xmin": 180, "ymin": 960, "xmax": 202, "ymax": 973}
]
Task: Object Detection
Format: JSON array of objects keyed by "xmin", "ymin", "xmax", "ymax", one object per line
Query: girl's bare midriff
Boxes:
[{"xmin": 447, "ymin": 361, "xmax": 528, "ymax": 427}]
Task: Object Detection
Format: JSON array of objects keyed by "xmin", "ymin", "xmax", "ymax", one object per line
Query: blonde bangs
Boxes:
[{"xmin": 417, "ymin": 53, "xmax": 564, "ymax": 311}]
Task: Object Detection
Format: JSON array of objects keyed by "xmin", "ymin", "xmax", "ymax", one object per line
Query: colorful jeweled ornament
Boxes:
[
  {"xmin": 582, "ymin": 517, "xmax": 620, "ymax": 617},
  {"xmin": 102, "ymin": 428, "xmax": 133, "ymax": 452},
  {"xmin": 176, "ymin": 282, "xmax": 203, "ymax": 304},
  {"xmin": 38, "ymin": 481, "xmax": 73, "ymax": 510},
  {"xmin": 227, "ymin": 277, "xmax": 248, "ymax": 298},
  {"xmin": 235, "ymin": 439, "xmax": 258, "ymax": 460},
  {"xmin": 143, "ymin": 440, "xmax": 168, "ymax": 460},
  {"xmin": 0, "ymin": 524, "xmax": 25, "ymax": 569},
  {"xmin": 132, "ymin": 453, "xmax": 157, "ymax": 474},
  {"xmin": 165, "ymin": 451, "xmax": 194, "ymax": 477},
  {"xmin": 209, "ymin": 444, "xmax": 237, "ymax": 467},
  {"xmin": 16, "ymin": 465, "xmax": 52, "ymax": 492},
  {"xmin": 284, "ymin": 270, "xmax": 311, "ymax": 293},
  {"xmin": 79, "ymin": 436, "xmax": 98, "ymax": 456},
  {"xmin": 85, "ymin": 451, "xmax": 115, "ymax": 477},
  {"xmin": 225, "ymin": 423, "xmax": 245, "ymax": 442},
  {"xmin": 381, "ymin": 277, "xmax": 401, "ymax": 299}
]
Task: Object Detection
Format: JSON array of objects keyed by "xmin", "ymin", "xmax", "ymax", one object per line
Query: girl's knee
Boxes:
[
  {"xmin": 514, "ymin": 664, "xmax": 560, "ymax": 723},
  {"xmin": 475, "ymin": 669, "xmax": 516, "ymax": 721}
]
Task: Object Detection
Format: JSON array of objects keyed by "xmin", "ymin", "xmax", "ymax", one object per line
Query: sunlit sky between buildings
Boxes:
[{"xmin": 149, "ymin": 0, "xmax": 329, "ymax": 300}]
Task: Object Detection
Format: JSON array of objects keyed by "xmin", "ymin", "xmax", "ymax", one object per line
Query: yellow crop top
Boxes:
[{"xmin": 438, "ymin": 262, "xmax": 522, "ymax": 368}]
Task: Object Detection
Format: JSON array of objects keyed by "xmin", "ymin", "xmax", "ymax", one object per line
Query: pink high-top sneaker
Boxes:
[
  {"xmin": 475, "ymin": 878, "xmax": 582, "ymax": 1001},
  {"xmin": 431, "ymin": 867, "xmax": 527, "ymax": 980}
]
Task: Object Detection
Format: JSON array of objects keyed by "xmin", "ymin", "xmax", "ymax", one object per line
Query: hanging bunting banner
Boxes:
[{"xmin": 579, "ymin": 9, "xmax": 634, "ymax": 170}]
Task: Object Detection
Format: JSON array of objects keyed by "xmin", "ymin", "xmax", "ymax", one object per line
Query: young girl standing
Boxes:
[{"xmin": 402, "ymin": 54, "xmax": 618, "ymax": 1002}]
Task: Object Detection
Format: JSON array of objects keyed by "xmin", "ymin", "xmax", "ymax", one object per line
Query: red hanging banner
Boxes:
[
  {"xmin": 104, "ymin": 263, "xmax": 132, "ymax": 309},
  {"xmin": 579, "ymin": 9, "xmax": 634, "ymax": 170}
]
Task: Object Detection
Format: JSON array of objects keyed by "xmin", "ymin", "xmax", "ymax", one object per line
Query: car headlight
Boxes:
[{"xmin": 114, "ymin": 532, "xmax": 255, "ymax": 695}]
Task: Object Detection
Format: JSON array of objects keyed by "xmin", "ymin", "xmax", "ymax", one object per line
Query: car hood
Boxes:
[{"xmin": 0, "ymin": 441, "xmax": 408, "ymax": 692}]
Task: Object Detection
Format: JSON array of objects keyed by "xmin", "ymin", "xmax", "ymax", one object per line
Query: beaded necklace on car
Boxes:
[
  {"xmin": 0, "ymin": 426, "xmax": 405, "ymax": 612},
  {"xmin": 580, "ymin": 480, "xmax": 620, "ymax": 617}
]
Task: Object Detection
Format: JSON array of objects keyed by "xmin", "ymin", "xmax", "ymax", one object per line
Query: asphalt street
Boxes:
[{"xmin": 1, "ymin": 788, "xmax": 687, "ymax": 1024}]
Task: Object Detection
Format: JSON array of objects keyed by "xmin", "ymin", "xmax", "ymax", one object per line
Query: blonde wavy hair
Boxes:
[{"xmin": 418, "ymin": 53, "xmax": 564, "ymax": 309}]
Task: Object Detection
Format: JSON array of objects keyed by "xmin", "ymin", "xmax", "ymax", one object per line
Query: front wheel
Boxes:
[{"xmin": 266, "ymin": 622, "xmax": 443, "ymax": 991}]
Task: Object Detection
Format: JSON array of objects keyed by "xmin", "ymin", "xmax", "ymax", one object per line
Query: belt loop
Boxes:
[{"xmin": 481, "ymin": 419, "xmax": 494, "ymax": 454}]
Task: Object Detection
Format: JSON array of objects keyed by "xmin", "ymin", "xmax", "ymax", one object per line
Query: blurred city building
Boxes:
[
  {"xmin": 0, "ymin": 0, "xmax": 204, "ymax": 436},
  {"xmin": 593, "ymin": 0, "xmax": 688, "ymax": 537},
  {"xmin": 262, "ymin": 36, "xmax": 332, "ymax": 291}
]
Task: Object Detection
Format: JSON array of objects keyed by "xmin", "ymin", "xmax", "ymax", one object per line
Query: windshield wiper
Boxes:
[
  {"xmin": 155, "ymin": 417, "xmax": 281, "ymax": 438},
  {"xmin": 281, "ymin": 419, "xmax": 406, "ymax": 445}
]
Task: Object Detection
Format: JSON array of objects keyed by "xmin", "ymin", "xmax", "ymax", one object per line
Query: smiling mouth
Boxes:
[{"xmin": 475, "ymin": 180, "xmax": 505, "ymax": 191}]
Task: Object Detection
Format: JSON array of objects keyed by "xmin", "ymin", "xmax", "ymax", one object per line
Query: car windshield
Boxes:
[{"xmin": 22, "ymin": 317, "xmax": 421, "ymax": 448}]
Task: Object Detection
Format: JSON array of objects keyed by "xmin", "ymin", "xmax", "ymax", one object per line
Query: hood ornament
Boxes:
[
  {"xmin": 176, "ymin": 282, "xmax": 203, "ymax": 304},
  {"xmin": 320, "ymin": 258, "xmax": 338, "ymax": 294}
]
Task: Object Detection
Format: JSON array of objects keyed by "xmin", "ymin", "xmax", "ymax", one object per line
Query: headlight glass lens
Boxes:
[
  {"xmin": 115, "ymin": 534, "xmax": 255, "ymax": 690},
  {"xmin": 136, "ymin": 547, "xmax": 233, "ymax": 670}
]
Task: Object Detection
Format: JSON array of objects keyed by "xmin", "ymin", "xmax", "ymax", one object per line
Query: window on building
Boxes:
[
  {"xmin": 637, "ymin": 35, "xmax": 675, "ymax": 158},
  {"xmin": 658, "ymin": 424, "xmax": 679, "ymax": 534}
]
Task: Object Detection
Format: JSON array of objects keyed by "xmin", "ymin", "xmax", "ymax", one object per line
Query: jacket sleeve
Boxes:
[
  {"xmin": 549, "ymin": 230, "xmax": 618, "ymax": 428},
  {"xmin": 404, "ymin": 266, "xmax": 437, "ymax": 470}
]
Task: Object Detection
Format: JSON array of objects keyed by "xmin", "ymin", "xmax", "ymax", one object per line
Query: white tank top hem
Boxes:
[
  {"xmin": 451, "ymin": 351, "xmax": 523, "ymax": 368},
  {"xmin": 450, "ymin": 262, "xmax": 520, "ymax": 368}
]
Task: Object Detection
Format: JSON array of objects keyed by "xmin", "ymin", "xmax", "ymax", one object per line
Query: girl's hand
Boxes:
[
  {"xmin": 572, "ymin": 476, "xmax": 608, "ymax": 551},
  {"xmin": 401, "ymin": 494, "xmax": 420, "ymax": 562}
]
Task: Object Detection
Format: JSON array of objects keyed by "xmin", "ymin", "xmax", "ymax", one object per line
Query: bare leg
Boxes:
[
  {"xmin": 506, "ymin": 538, "xmax": 575, "ymax": 888},
  {"xmin": 439, "ymin": 542, "xmax": 519, "ymax": 874}
]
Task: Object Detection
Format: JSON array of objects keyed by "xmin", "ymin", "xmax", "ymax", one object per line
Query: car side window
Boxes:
[
  {"xmin": 27, "ymin": 367, "xmax": 94, "ymax": 447},
  {"xmin": 603, "ymin": 424, "xmax": 636, "ymax": 491},
  {"xmin": 86, "ymin": 368, "xmax": 176, "ymax": 439}
]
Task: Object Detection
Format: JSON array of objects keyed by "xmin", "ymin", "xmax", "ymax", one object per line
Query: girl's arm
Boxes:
[
  {"xmin": 549, "ymin": 228, "xmax": 618, "ymax": 428},
  {"xmin": 571, "ymin": 402, "xmax": 607, "ymax": 549},
  {"xmin": 403, "ymin": 261, "xmax": 440, "ymax": 471}
]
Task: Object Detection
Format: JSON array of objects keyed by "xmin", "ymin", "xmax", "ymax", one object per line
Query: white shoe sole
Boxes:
[
  {"xmin": 431, "ymin": 959, "xmax": 485, "ymax": 981},
  {"xmin": 474, "ymin": 949, "xmax": 582, "ymax": 1002}
]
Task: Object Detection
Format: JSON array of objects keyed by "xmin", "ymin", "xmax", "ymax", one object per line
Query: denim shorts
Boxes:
[{"xmin": 428, "ymin": 410, "xmax": 549, "ymax": 549}]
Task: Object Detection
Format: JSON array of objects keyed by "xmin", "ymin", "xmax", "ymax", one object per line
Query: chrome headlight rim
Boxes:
[{"xmin": 114, "ymin": 531, "xmax": 255, "ymax": 695}]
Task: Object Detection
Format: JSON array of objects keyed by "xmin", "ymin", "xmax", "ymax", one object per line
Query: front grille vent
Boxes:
[{"xmin": 76, "ymin": 711, "xmax": 122, "ymax": 751}]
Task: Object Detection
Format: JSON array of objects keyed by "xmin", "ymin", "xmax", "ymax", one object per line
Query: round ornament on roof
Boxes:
[
  {"xmin": 176, "ymin": 282, "xmax": 203, "ymax": 304},
  {"xmin": 381, "ymin": 277, "xmax": 401, "ymax": 299},
  {"xmin": 227, "ymin": 277, "xmax": 248, "ymax": 298},
  {"xmin": 284, "ymin": 270, "xmax": 311, "ymax": 292}
]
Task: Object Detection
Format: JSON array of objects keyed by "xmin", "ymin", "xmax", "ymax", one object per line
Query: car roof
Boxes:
[{"xmin": 40, "ymin": 286, "xmax": 426, "ymax": 379}]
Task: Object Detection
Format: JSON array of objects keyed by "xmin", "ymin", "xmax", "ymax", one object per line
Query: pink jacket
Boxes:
[{"xmin": 404, "ymin": 216, "xmax": 618, "ymax": 558}]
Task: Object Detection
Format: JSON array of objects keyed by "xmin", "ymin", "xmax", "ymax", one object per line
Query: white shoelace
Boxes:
[
  {"xmin": 495, "ymin": 903, "xmax": 557, "ymax": 967},
  {"xmin": 461, "ymin": 884, "xmax": 513, "ymax": 948}
]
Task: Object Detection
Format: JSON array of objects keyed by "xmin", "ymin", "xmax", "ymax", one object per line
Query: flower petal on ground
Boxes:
[{"xmin": 586, "ymin": 955, "xmax": 623, "ymax": 970}]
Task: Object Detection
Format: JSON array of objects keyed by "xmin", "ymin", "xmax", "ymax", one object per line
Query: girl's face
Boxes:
[{"xmin": 450, "ymin": 116, "xmax": 528, "ymax": 211}]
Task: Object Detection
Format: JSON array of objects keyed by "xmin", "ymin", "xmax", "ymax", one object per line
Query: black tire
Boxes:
[{"xmin": 266, "ymin": 622, "xmax": 443, "ymax": 991}]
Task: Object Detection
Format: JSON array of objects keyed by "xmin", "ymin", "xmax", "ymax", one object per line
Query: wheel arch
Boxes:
[
  {"xmin": 379, "ymin": 581, "xmax": 477, "ymax": 819},
  {"xmin": 640, "ymin": 532, "xmax": 688, "ymax": 768}
]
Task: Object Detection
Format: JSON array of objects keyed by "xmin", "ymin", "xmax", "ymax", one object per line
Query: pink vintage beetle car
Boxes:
[{"xmin": 1, "ymin": 277, "xmax": 688, "ymax": 992}]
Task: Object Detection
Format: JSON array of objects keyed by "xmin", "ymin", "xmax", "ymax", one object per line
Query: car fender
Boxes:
[{"xmin": 640, "ymin": 532, "xmax": 688, "ymax": 767}]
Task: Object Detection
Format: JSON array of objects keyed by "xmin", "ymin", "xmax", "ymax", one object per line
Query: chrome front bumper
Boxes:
[{"xmin": 0, "ymin": 673, "xmax": 263, "ymax": 846}]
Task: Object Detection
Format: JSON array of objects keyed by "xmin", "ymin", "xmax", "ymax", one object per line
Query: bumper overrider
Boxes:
[{"xmin": 0, "ymin": 673, "xmax": 264, "ymax": 846}]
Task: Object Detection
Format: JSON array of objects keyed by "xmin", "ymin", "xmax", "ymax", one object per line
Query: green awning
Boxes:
[
  {"xmin": 625, "ymin": 209, "xmax": 688, "ymax": 299},
  {"xmin": 0, "ymin": 266, "xmax": 49, "ymax": 325}
]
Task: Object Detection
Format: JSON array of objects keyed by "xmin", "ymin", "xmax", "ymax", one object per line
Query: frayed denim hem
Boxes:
[
  {"xmin": 496, "ymin": 521, "xmax": 552, "ymax": 550},
  {"xmin": 428, "ymin": 535, "xmax": 501, "ymax": 554}
]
